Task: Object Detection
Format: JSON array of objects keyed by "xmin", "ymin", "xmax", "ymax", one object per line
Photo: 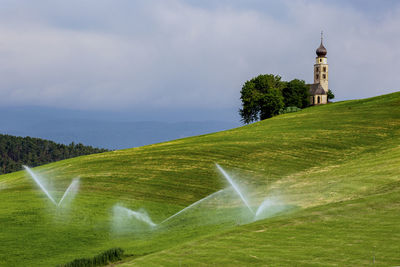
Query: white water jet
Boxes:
[
  {"xmin": 254, "ymin": 197, "xmax": 287, "ymax": 221},
  {"xmin": 215, "ymin": 164, "xmax": 255, "ymax": 214},
  {"xmin": 160, "ymin": 189, "xmax": 224, "ymax": 225},
  {"xmin": 23, "ymin": 165, "xmax": 57, "ymax": 205},
  {"xmin": 58, "ymin": 178, "xmax": 80, "ymax": 207},
  {"xmin": 113, "ymin": 205, "xmax": 157, "ymax": 227},
  {"xmin": 255, "ymin": 198, "xmax": 276, "ymax": 217},
  {"xmin": 24, "ymin": 166, "xmax": 80, "ymax": 208}
]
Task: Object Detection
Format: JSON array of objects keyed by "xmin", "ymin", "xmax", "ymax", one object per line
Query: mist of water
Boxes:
[
  {"xmin": 0, "ymin": 182, "xmax": 7, "ymax": 191},
  {"xmin": 23, "ymin": 165, "xmax": 57, "ymax": 205},
  {"xmin": 58, "ymin": 178, "xmax": 80, "ymax": 207},
  {"xmin": 215, "ymin": 164, "xmax": 255, "ymax": 214},
  {"xmin": 24, "ymin": 166, "xmax": 80, "ymax": 207},
  {"xmin": 256, "ymin": 198, "xmax": 274, "ymax": 217},
  {"xmin": 254, "ymin": 197, "xmax": 287, "ymax": 221},
  {"xmin": 113, "ymin": 205, "xmax": 157, "ymax": 228},
  {"xmin": 160, "ymin": 189, "xmax": 224, "ymax": 225}
]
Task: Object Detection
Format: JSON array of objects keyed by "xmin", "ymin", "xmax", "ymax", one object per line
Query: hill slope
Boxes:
[{"xmin": 0, "ymin": 92, "xmax": 399, "ymax": 266}]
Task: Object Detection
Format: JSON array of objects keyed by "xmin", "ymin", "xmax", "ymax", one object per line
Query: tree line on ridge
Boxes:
[{"xmin": 0, "ymin": 134, "xmax": 108, "ymax": 175}]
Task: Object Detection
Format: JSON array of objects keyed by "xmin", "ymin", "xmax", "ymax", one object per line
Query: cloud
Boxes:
[{"xmin": 0, "ymin": 0, "xmax": 399, "ymax": 112}]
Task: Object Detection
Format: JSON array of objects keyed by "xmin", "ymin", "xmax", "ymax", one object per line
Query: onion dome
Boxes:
[
  {"xmin": 316, "ymin": 31, "xmax": 327, "ymax": 57},
  {"xmin": 316, "ymin": 42, "xmax": 327, "ymax": 57}
]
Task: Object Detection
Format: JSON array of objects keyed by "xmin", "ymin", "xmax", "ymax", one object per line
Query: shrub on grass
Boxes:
[{"xmin": 58, "ymin": 247, "xmax": 124, "ymax": 267}]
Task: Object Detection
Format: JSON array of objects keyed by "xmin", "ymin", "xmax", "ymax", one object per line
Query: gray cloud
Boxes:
[{"xmin": 0, "ymin": 0, "xmax": 399, "ymax": 113}]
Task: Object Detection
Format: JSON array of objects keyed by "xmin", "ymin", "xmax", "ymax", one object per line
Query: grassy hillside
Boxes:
[
  {"xmin": 123, "ymin": 146, "xmax": 400, "ymax": 266},
  {"xmin": 0, "ymin": 92, "xmax": 399, "ymax": 266}
]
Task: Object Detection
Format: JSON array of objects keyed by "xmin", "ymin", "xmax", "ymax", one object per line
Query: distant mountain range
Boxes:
[{"xmin": 0, "ymin": 107, "xmax": 240, "ymax": 149}]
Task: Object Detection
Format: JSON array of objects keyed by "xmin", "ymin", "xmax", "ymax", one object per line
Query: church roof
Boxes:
[
  {"xmin": 316, "ymin": 32, "xmax": 327, "ymax": 57},
  {"xmin": 309, "ymin": 83, "xmax": 327, "ymax": 95},
  {"xmin": 316, "ymin": 42, "xmax": 327, "ymax": 57}
]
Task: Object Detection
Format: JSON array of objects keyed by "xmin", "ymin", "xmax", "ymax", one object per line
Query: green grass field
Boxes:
[{"xmin": 1, "ymin": 92, "xmax": 399, "ymax": 266}]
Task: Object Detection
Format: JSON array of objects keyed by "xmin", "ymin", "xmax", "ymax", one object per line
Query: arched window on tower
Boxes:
[{"xmin": 323, "ymin": 67, "xmax": 326, "ymax": 72}]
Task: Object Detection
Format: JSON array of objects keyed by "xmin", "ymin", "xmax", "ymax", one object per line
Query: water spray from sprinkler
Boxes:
[
  {"xmin": 58, "ymin": 178, "xmax": 80, "ymax": 207},
  {"xmin": 160, "ymin": 189, "xmax": 224, "ymax": 225},
  {"xmin": 113, "ymin": 205, "xmax": 157, "ymax": 228},
  {"xmin": 24, "ymin": 166, "xmax": 80, "ymax": 207},
  {"xmin": 24, "ymin": 166, "xmax": 58, "ymax": 205},
  {"xmin": 215, "ymin": 164, "xmax": 255, "ymax": 215}
]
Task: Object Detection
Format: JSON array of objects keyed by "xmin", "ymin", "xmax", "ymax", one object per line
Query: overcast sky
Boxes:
[{"xmin": 0, "ymin": 0, "xmax": 399, "ymax": 121}]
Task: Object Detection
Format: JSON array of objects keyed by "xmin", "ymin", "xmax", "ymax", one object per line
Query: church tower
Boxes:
[
  {"xmin": 309, "ymin": 32, "xmax": 329, "ymax": 105},
  {"xmin": 314, "ymin": 32, "xmax": 328, "ymax": 92}
]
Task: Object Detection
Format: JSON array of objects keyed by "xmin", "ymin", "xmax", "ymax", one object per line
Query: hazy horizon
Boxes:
[
  {"xmin": 1, "ymin": 0, "xmax": 399, "ymax": 147},
  {"xmin": 0, "ymin": 0, "xmax": 399, "ymax": 123}
]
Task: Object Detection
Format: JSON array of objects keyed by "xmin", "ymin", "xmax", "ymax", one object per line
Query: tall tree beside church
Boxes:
[
  {"xmin": 281, "ymin": 79, "xmax": 310, "ymax": 108},
  {"xmin": 327, "ymin": 89, "xmax": 335, "ymax": 101},
  {"xmin": 239, "ymin": 74, "xmax": 284, "ymax": 124}
]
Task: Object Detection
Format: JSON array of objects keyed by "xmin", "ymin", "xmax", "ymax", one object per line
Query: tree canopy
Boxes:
[
  {"xmin": 282, "ymin": 79, "xmax": 310, "ymax": 109},
  {"xmin": 239, "ymin": 74, "xmax": 310, "ymax": 124},
  {"xmin": 239, "ymin": 74, "xmax": 284, "ymax": 124},
  {"xmin": 327, "ymin": 89, "xmax": 335, "ymax": 101},
  {"xmin": 0, "ymin": 134, "xmax": 108, "ymax": 175}
]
